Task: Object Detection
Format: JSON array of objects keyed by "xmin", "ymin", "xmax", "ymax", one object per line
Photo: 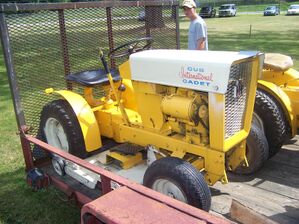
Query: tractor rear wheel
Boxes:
[
  {"xmin": 254, "ymin": 89, "xmax": 287, "ymax": 158},
  {"xmin": 234, "ymin": 124, "xmax": 269, "ymax": 175},
  {"xmin": 40, "ymin": 99, "xmax": 87, "ymax": 159},
  {"xmin": 143, "ymin": 157, "xmax": 211, "ymax": 211}
]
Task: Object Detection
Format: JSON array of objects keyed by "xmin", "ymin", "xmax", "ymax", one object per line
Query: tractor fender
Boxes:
[
  {"xmin": 49, "ymin": 89, "xmax": 101, "ymax": 152},
  {"xmin": 257, "ymin": 80, "xmax": 296, "ymax": 137}
]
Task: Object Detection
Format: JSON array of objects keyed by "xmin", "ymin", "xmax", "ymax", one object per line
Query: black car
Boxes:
[{"xmin": 199, "ymin": 6, "xmax": 216, "ymax": 18}]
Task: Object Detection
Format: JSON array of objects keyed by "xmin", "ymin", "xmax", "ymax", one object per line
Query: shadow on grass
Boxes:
[
  {"xmin": 210, "ymin": 29, "xmax": 298, "ymax": 55},
  {"xmin": 0, "ymin": 168, "xmax": 80, "ymax": 224},
  {"xmin": 0, "ymin": 49, "xmax": 80, "ymax": 224}
]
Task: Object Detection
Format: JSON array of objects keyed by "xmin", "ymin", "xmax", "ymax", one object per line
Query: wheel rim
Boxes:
[
  {"xmin": 52, "ymin": 157, "xmax": 64, "ymax": 176},
  {"xmin": 152, "ymin": 179, "xmax": 187, "ymax": 203},
  {"xmin": 44, "ymin": 117, "xmax": 69, "ymax": 152},
  {"xmin": 252, "ymin": 112, "xmax": 265, "ymax": 133}
]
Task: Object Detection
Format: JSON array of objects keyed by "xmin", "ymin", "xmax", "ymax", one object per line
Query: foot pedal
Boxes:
[
  {"xmin": 110, "ymin": 143, "xmax": 145, "ymax": 155},
  {"xmin": 107, "ymin": 143, "xmax": 145, "ymax": 169}
]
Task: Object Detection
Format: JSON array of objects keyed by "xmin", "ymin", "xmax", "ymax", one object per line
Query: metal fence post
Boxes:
[
  {"xmin": 58, "ymin": 9, "xmax": 72, "ymax": 90},
  {"xmin": 0, "ymin": 13, "xmax": 34, "ymax": 170},
  {"xmin": 174, "ymin": 5, "xmax": 180, "ymax": 49},
  {"xmin": 106, "ymin": 7, "xmax": 115, "ymax": 69}
]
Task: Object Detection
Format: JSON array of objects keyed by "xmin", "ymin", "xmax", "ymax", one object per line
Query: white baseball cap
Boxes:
[{"xmin": 182, "ymin": 0, "xmax": 196, "ymax": 8}]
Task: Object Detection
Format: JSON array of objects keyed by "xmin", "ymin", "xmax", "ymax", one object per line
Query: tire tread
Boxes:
[
  {"xmin": 143, "ymin": 157, "xmax": 211, "ymax": 211},
  {"xmin": 255, "ymin": 89, "xmax": 287, "ymax": 157},
  {"xmin": 40, "ymin": 99, "xmax": 87, "ymax": 158}
]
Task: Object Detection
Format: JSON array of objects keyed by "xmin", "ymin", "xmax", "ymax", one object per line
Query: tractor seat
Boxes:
[
  {"xmin": 67, "ymin": 69, "xmax": 121, "ymax": 86},
  {"xmin": 264, "ymin": 53, "xmax": 294, "ymax": 72}
]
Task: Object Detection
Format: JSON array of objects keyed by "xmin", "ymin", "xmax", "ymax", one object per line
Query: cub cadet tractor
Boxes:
[
  {"xmin": 39, "ymin": 38, "xmax": 263, "ymax": 211},
  {"xmin": 258, "ymin": 53, "xmax": 299, "ymax": 148},
  {"xmin": 230, "ymin": 53, "xmax": 299, "ymax": 176}
]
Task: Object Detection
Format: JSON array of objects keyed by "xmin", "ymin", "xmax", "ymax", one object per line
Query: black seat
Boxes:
[{"xmin": 66, "ymin": 69, "xmax": 121, "ymax": 86}]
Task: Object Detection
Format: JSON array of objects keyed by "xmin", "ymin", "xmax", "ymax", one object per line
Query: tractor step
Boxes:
[
  {"xmin": 105, "ymin": 143, "xmax": 146, "ymax": 169},
  {"xmin": 110, "ymin": 143, "xmax": 145, "ymax": 155}
]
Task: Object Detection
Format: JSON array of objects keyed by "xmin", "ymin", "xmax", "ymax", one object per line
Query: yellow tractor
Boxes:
[
  {"xmin": 235, "ymin": 53, "xmax": 299, "ymax": 176},
  {"xmin": 258, "ymin": 53, "xmax": 299, "ymax": 147},
  {"xmin": 39, "ymin": 38, "xmax": 264, "ymax": 211}
]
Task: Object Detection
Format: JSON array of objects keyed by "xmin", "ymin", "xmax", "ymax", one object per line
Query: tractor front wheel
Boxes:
[
  {"xmin": 234, "ymin": 124, "xmax": 269, "ymax": 175},
  {"xmin": 143, "ymin": 157, "xmax": 211, "ymax": 211},
  {"xmin": 40, "ymin": 99, "xmax": 87, "ymax": 159}
]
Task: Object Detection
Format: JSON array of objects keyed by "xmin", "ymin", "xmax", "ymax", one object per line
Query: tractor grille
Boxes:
[
  {"xmin": 225, "ymin": 61, "xmax": 252, "ymax": 139},
  {"xmin": 1, "ymin": 1, "xmax": 179, "ymax": 137}
]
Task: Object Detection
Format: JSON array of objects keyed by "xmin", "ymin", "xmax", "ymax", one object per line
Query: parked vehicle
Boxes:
[
  {"xmin": 235, "ymin": 53, "xmax": 299, "ymax": 176},
  {"xmin": 138, "ymin": 10, "xmax": 145, "ymax": 21},
  {"xmin": 199, "ymin": 6, "xmax": 216, "ymax": 18},
  {"xmin": 263, "ymin": 5, "xmax": 280, "ymax": 16},
  {"xmin": 218, "ymin": 4, "xmax": 236, "ymax": 17},
  {"xmin": 286, "ymin": 4, "xmax": 299, "ymax": 15}
]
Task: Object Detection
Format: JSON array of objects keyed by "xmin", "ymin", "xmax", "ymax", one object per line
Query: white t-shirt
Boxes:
[{"xmin": 188, "ymin": 16, "xmax": 208, "ymax": 50}]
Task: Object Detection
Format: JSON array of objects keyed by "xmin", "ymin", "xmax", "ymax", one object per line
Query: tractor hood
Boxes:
[{"xmin": 130, "ymin": 49, "xmax": 259, "ymax": 94}]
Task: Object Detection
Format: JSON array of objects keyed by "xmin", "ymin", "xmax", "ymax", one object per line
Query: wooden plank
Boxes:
[
  {"xmin": 230, "ymin": 199, "xmax": 278, "ymax": 224},
  {"xmin": 271, "ymin": 146, "xmax": 299, "ymax": 168},
  {"xmin": 227, "ymin": 167, "xmax": 299, "ymax": 199},
  {"xmin": 211, "ymin": 181, "xmax": 299, "ymax": 223},
  {"xmin": 210, "ymin": 137, "xmax": 299, "ymax": 223},
  {"xmin": 226, "ymin": 144, "xmax": 299, "ymax": 200}
]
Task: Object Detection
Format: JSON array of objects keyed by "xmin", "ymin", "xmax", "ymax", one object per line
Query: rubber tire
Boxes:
[
  {"xmin": 40, "ymin": 99, "xmax": 87, "ymax": 158},
  {"xmin": 143, "ymin": 157, "xmax": 211, "ymax": 211},
  {"xmin": 234, "ymin": 124, "xmax": 269, "ymax": 175},
  {"xmin": 254, "ymin": 89, "xmax": 287, "ymax": 158},
  {"xmin": 51, "ymin": 155, "xmax": 66, "ymax": 176}
]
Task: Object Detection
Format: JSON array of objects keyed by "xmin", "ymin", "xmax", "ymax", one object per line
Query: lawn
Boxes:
[
  {"xmin": 181, "ymin": 14, "xmax": 299, "ymax": 70},
  {"xmin": 0, "ymin": 70, "xmax": 80, "ymax": 222},
  {"xmin": 1, "ymin": 12, "xmax": 299, "ymax": 224},
  {"xmin": 0, "ymin": 28, "xmax": 80, "ymax": 224},
  {"xmin": 234, "ymin": 1, "xmax": 299, "ymax": 12}
]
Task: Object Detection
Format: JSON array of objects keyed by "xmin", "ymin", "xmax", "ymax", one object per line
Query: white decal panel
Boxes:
[{"xmin": 130, "ymin": 50, "xmax": 257, "ymax": 94}]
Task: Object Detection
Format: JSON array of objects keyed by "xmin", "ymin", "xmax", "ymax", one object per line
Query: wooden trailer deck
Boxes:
[
  {"xmin": 42, "ymin": 135, "xmax": 299, "ymax": 223},
  {"xmin": 210, "ymin": 135, "xmax": 299, "ymax": 224},
  {"xmin": 38, "ymin": 133, "xmax": 299, "ymax": 224}
]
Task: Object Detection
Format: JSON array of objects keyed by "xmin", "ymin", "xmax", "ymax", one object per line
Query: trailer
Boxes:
[
  {"xmin": 0, "ymin": 1, "xmax": 232, "ymax": 223},
  {"xmin": 1, "ymin": 1, "xmax": 298, "ymax": 223}
]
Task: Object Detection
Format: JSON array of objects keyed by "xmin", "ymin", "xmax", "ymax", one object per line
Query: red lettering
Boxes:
[{"xmin": 180, "ymin": 67, "xmax": 213, "ymax": 81}]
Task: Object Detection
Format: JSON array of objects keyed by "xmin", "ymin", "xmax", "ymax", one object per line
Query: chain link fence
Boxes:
[{"xmin": 0, "ymin": 1, "xmax": 180, "ymax": 140}]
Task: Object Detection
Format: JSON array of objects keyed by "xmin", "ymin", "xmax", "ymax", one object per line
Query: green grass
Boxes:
[
  {"xmin": 181, "ymin": 14, "xmax": 299, "ymax": 70},
  {"xmin": 179, "ymin": 0, "xmax": 299, "ymax": 12},
  {"xmin": 0, "ymin": 50, "xmax": 80, "ymax": 223},
  {"xmin": 236, "ymin": 1, "xmax": 299, "ymax": 12},
  {"xmin": 1, "ymin": 13, "xmax": 299, "ymax": 223}
]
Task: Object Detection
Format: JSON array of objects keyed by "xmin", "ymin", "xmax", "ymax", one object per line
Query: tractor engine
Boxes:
[
  {"xmin": 161, "ymin": 90, "xmax": 209, "ymax": 145},
  {"xmin": 126, "ymin": 49, "xmax": 261, "ymax": 153}
]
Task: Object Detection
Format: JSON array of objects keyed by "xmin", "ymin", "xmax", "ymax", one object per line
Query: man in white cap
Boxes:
[{"xmin": 182, "ymin": 0, "xmax": 208, "ymax": 50}]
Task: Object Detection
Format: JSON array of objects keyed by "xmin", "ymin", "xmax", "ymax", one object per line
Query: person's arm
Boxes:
[
  {"xmin": 196, "ymin": 37, "xmax": 206, "ymax": 50},
  {"xmin": 194, "ymin": 22, "xmax": 207, "ymax": 50}
]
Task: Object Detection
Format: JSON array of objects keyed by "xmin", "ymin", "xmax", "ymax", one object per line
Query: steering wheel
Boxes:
[{"xmin": 108, "ymin": 37, "xmax": 153, "ymax": 59}]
